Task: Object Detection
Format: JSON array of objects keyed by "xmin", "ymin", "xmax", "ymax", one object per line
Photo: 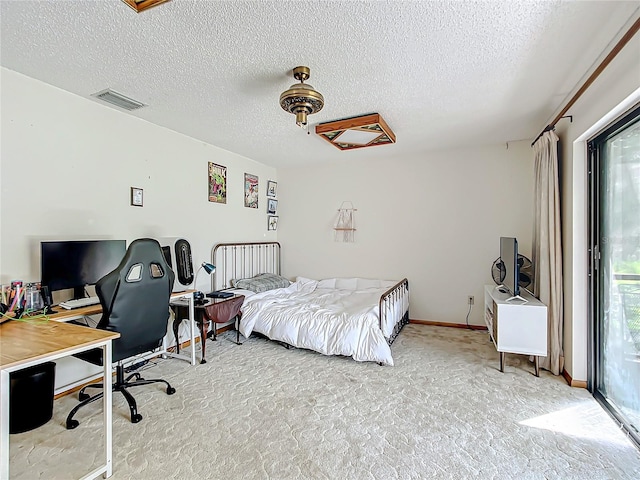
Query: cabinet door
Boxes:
[{"xmin": 496, "ymin": 304, "xmax": 547, "ymax": 355}]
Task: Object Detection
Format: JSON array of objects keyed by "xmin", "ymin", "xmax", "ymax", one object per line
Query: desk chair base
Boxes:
[{"xmin": 66, "ymin": 363, "xmax": 175, "ymax": 429}]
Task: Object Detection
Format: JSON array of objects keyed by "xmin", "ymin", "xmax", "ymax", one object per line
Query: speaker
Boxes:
[
  {"xmin": 41, "ymin": 285, "xmax": 53, "ymax": 308},
  {"xmin": 156, "ymin": 237, "xmax": 194, "ymax": 292}
]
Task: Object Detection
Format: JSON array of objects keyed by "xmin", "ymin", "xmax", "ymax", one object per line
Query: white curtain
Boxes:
[{"xmin": 532, "ymin": 130, "xmax": 564, "ymax": 375}]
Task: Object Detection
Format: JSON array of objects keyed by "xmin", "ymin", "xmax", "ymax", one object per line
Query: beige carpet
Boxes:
[{"xmin": 9, "ymin": 324, "xmax": 640, "ymax": 479}]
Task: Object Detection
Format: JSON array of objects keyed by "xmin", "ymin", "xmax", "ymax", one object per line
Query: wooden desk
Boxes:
[
  {"xmin": 1, "ymin": 320, "xmax": 120, "ymax": 480},
  {"xmin": 46, "ymin": 304, "xmax": 103, "ymax": 320}
]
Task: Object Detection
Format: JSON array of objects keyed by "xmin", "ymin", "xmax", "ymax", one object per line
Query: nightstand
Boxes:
[{"xmin": 171, "ymin": 295, "xmax": 244, "ymax": 364}]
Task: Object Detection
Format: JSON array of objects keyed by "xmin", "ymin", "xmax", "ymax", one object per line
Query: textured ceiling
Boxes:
[{"xmin": 1, "ymin": 1, "xmax": 639, "ymax": 169}]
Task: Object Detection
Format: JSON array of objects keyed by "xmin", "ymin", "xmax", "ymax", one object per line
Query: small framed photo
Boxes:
[
  {"xmin": 268, "ymin": 215, "xmax": 278, "ymax": 231},
  {"xmin": 244, "ymin": 173, "xmax": 259, "ymax": 209},
  {"xmin": 208, "ymin": 162, "xmax": 227, "ymax": 204},
  {"xmin": 130, "ymin": 187, "xmax": 143, "ymax": 207},
  {"xmin": 267, "ymin": 180, "xmax": 277, "ymax": 198},
  {"xmin": 267, "ymin": 198, "xmax": 278, "ymax": 214}
]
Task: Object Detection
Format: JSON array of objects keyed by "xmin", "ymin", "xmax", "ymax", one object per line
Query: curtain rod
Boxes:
[{"xmin": 531, "ymin": 15, "xmax": 640, "ymax": 146}]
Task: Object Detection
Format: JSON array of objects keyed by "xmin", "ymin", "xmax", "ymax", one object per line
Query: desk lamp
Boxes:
[{"xmin": 193, "ymin": 262, "xmax": 215, "ymax": 305}]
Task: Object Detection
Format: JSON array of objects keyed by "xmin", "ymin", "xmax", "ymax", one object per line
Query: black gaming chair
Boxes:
[{"xmin": 66, "ymin": 238, "xmax": 176, "ymax": 429}]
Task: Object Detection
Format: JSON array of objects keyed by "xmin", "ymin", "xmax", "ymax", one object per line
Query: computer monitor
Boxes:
[
  {"xmin": 40, "ymin": 240, "xmax": 127, "ymax": 300},
  {"xmin": 499, "ymin": 236, "xmax": 519, "ymax": 297},
  {"xmin": 499, "ymin": 236, "xmax": 526, "ymax": 303}
]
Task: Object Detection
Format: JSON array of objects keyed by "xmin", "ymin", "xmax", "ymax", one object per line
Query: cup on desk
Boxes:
[{"xmin": 24, "ymin": 284, "xmax": 44, "ymax": 311}]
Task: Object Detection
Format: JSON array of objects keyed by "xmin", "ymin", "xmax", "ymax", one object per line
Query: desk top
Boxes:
[
  {"xmin": 171, "ymin": 294, "xmax": 243, "ymax": 309},
  {"xmin": 38, "ymin": 290, "xmax": 197, "ymax": 322},
  {"xmin": 48, "ymin": 304, "xmax": 103, "ymax": 320},
  {"xmin": 0, "ymin": 320, "xmax": 120, "ymax": 370}
]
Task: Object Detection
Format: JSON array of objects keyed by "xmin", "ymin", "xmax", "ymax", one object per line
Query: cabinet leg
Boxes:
[
  {"xmin": 534, "ymin": 356, "xmax": 540, "ymax": 377},
  {"xmin": 499, "ymin": 352, "xmax": 505, "ymax": 373}
]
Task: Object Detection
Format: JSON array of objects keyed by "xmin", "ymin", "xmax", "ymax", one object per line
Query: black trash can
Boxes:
[{"xmin": 10, "ymin": 362, "xmax": 56, "ymax": 434}]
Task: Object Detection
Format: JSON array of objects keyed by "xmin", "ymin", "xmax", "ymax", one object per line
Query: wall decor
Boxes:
[
  {"xmin": 334, "ymin": 201, "xmax": 357, "ymax": 242},
  {"xmin": 208, "ymin": 162, "xmax": 227, "ymax": 204},
  {"xmin": 130, "ymin": 187, "xmax": 143, "ymax": 207},
  {"xmin": 244, "ymin": 173, "xmax": 258, "ymax": 208},
  {"xmin": 268, "ymin": 215, "xmax": 279, "ymax": 231},
  {"xmin": 267, "ymin": 198, "xmax": 278, "ymax": 215},
  {"xmin": 267, "ymin": 180, "xmax": 278, "ymax": 198}
]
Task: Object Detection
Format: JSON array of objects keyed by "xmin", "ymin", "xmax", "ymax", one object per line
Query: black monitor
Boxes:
[
  {"xmin": 499, "ymin": 236, "xmax": 519, "ymax": 297},
  {"xmin": 40, "ymin": 240, "xmax": 127, "ymax": 300}
]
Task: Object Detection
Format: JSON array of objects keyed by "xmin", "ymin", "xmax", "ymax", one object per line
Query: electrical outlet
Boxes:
[{"xmin": 468, "ymin": 295, "xmax": 474, "ymax": 305}]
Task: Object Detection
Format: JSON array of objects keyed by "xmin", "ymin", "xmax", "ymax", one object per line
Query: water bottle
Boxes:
[{"xmin": 25, "ymin": 283, "xmax": 44, "ymax": 311}]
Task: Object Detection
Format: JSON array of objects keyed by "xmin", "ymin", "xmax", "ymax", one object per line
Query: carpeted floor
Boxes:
[{"xmin": 9, "ymin": 324, "xmax": 640, "ymax": 479}]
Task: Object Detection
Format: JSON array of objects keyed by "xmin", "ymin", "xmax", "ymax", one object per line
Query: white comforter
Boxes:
[{"xmin": 239, "ymin": 277, "xmax": 396, "ymax": 366}]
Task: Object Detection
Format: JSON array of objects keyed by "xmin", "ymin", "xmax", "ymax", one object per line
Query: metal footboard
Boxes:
[{"xmin": 380, "ymin": 278, "xmax": 410, "ymax": 345}]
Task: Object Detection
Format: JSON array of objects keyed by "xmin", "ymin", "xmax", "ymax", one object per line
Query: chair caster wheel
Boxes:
[
  {"xmin": 66, "ymin": 419, "xmax": 79, "ymax": 430},
  {"xmin": 132, "ymin": 413, "xmax": 143, "ymax": 423},
  {"xmin": 78, "ymin": 392, "xmax": 90, "ymax": 401},
  {"xmin": 167, "ymin": 387, "xmax": 176, "ymax": 395}
]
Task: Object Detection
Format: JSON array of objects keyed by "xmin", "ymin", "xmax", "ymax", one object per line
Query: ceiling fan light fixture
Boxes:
[
  {"xmin": 316, "ymin": 113, "xmax": 396, "ymax": 151},
  {"xmin": 295, "ymin": 109, "xmax": 308, "ymax": 128},
  {"xmin": 122, "ymin": 0, "xmax": 171, "ymax": 13},
  {"xmin": 280, "ymin": 66, "xmax": 324, "ymax": 129}
]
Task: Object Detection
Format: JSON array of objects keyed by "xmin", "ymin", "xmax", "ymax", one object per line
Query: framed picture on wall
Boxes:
[
  {"xmin": 267, "ymin": 198, "xmax": 278, "ymax": 214},
  {"xmin": 268, "ymin": 215, "xmax": 278, "ymax": 231},
  {"xmin": 267, "ymin": 180, "xmax": 277, "ymax": 198},
  {"xmin": 130, "ymin": 187, "xmax": 143, "ymax": 207},
  {"xmin": 208, "ymin": 162, "xmax": 227, "ymax": 204},
  {"xmin": 244, "ymin": 173, "xmax": 259, "ymax": 208}
]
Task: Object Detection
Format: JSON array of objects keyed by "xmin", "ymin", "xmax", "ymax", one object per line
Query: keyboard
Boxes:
[{"xmin": 59, "ymin": 296, "xmax": 100, "ymax": 310}]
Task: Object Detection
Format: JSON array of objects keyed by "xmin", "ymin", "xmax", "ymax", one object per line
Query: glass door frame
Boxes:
[{"xmin": 587, "ymin": 104, "xmax": 640, "ymax": 448}]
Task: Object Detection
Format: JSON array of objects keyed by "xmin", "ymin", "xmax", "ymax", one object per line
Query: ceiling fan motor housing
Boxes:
[{"xmin": 280, "ymin": 66, "xmax": 324, "ymax": 127}]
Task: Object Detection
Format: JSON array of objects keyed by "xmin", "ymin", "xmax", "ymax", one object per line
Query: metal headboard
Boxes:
[{"xmin": 211, "ymin": 242, "xmax": 281, "ymax": 290}]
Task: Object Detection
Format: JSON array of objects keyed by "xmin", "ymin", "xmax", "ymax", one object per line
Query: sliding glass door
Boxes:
[{"xmin": 589, "ymin": 106, "xmax": 640, "ymax": 447}]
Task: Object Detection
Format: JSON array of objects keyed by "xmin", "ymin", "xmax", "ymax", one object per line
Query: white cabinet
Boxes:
[{"xmin": 484, "ymin": 285, "xmax": 547, "ymax": 376}]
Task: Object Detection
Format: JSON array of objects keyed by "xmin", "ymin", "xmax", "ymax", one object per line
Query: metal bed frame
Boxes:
[
  {"xmin": 212, "ymin": 242, "xmax": 281, "ymax": 290},
  {"xmin": 211, "ymin": 242, "xmax": 409, "ymax": 347},
  {"xmin": 380, "ymin": 278, "xmax": 410, "ymax": 345}
]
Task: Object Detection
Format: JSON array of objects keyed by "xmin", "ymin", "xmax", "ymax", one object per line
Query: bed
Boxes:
[{"xmin": 211, "ymin": 242, "xmax": 409, "ymax": 365}]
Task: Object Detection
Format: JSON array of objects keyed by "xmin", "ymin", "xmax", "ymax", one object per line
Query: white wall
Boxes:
[
  {"xmin": 555, "ymin": 27, "xmax": 640, "ymax": 383},
  {"xmin": 0, "ymin": 68, "xmax": 277, "ymax": 298},
  {"xmin": 277, "ymin": 141, "xmax": 534, "ymax": 326}
]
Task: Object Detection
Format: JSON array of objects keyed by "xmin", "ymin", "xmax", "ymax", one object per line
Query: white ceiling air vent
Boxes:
[{"xmin": 91, "ymin": 89, "xmax": 146, "ymax": 111}]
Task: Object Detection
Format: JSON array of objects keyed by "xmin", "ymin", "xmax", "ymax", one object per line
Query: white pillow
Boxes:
[
  {"xmin": 335, "ymin": 278, "xmax": 358, "ymax": 290},
  {"xmin": 356, "ymin": 278, "xmax": 383, "ymax": 289},
  {"xmin": 316, "ymin": 278, "xmax": 336, "ymax": 289}
]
